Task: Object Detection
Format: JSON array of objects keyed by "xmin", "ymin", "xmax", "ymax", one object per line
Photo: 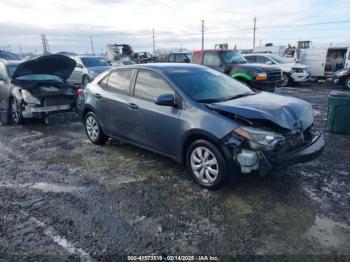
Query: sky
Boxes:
[{"xmin": 0, "ymin": 0, "xmax": 349, "ymax": 54}]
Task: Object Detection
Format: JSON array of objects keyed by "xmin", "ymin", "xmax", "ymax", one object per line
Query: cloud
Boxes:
[{"xmin": 0, "ymin": 0, "xmax": 349, "ymax": 54}]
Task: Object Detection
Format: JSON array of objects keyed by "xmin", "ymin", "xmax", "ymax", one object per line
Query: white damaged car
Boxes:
[{"xmin": 244, "ymin": 53, "xmax": 310, "ymax": 87}]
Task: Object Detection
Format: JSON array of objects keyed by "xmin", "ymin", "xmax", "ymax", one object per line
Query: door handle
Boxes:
[
  {"xmin": 94, "ymin": 93, "xmax": 102, "ymax": 99},
  {"xmin": 128, "ymin": 103, "xmax": 139, "ymax": 110}
]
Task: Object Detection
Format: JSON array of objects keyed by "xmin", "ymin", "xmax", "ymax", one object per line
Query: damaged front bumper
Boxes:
[
  {"xmin": 272, "ymin": 131, "xmax": 325, "ymax": 165},
  {"xmin": 22, "ymin": 104, "xmax": 72, "ymax": 118},
  {"xmin": 231, "ymin": 131, "xmax": 325, "ymax": 174}
]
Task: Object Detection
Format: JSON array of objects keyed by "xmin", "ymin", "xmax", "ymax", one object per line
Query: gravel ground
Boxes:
[{"xmin": 0, "ymin": 84, "xmax": 349, "ymax": 261}]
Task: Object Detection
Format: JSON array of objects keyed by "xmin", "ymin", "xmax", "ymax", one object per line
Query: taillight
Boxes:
[{"xmin": 76, "ymin": 87, "xmax": 83, "ymax": 97}]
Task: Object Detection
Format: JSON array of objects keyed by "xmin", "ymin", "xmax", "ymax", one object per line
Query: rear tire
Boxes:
[
  {"xmin": 84, "ymin": 111, "xmax": 108, "ymax": 145},
  {"xmin": 9, "ymin": 97, "xmax": 24, "ymax": 124},
  {"xmin": 186, "ymin": 140, "xmax": 230, "ymax": 190}
]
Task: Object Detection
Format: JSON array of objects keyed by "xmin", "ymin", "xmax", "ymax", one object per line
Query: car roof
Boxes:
[{"xmin": 112, "ymin": 63, "xmax": 206, "ymax": 73}]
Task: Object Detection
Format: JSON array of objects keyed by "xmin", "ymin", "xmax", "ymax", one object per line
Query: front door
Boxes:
[{"xmin": 127, "ymin": 69, "xmax": 181, "ymax": 157}]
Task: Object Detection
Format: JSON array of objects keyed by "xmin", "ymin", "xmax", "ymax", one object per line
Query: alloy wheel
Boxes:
[
  {"xmin": 86, "ymin": 115, "xmax": 99, "ymax": 141},
  {"xmin": 281, "ymin": 74, "xmax": 289, "ymax": 87},
  {"xmin": 190, "ymin": 146, "xmax": 219, "ymax": 184}
]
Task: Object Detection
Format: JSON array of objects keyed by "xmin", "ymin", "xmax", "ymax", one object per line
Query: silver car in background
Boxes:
[{"xmin": 68, "ymin": 56, "xmax": 111, "ymax": 85}]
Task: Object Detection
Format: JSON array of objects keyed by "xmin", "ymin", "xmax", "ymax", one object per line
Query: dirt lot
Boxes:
[{"xmin": 0, "ymin": 84, "xmax": 349, "ymax": 261}]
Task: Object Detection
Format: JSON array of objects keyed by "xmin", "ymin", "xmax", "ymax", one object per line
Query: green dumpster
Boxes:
[{"xmin": 326, "ymin": 91, "xmax": 350, "ymax": 134}]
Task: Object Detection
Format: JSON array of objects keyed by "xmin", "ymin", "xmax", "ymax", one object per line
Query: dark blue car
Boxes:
[{"xmin": 77, "ymin": 63, "xmax": 325, "ymax": 189}]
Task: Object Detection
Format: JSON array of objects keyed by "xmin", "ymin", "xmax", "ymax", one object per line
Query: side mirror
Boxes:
[
  {"xmin": 0, "ymin": 75, "xmax": 4, "ymax": 81},
  {"xmin": 266, "ymin": 61, "xmax": 273, "ymax": 65},
  {"xmin": 76, "ymin": 63, "xmax": 83, "ymax": 69},
  {"xmin": 154, "ymin": 94, "xmax": 176, "ymax": 107}
]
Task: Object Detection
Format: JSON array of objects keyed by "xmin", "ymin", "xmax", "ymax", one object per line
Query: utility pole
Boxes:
[
  {"xmin": 90, "ymin": 36, "xmax": 95, "ymax": 55},
  {"xmin": 152, "ymin": 29, "xmax": 155, "ymax": 55},
  {"xmin": 19, "ymin": 44, "xmax": 23, "ymax": 58},
  {"xmin": 253, "ymin": 17, "xmax": 256, "ymax": 49},
  {"xmin": 41, "ymin": 34, "xmax": 48, "ymax": 55},
  {"xmin": 201, "ymin": 19, "xmax": 205, "ymax": 50}
]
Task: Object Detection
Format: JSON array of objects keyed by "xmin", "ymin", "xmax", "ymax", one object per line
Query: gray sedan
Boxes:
[
  {"xmin": 77, "ymin": 63, "xmax": 324, "ymax": 189},
  {"xmin": 68, "ymin": 56, "xmax": 111, "ymax": 85}
]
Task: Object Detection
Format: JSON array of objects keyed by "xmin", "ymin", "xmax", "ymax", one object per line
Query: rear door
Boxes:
[
  {"xmin": 203, "ymin": 51, "xmax": 224, "ymax": 73},
  {"xmin": 69, "ymin": 57, "xmax": 84, "ymax": 84},
  {"xmin": 126, "ymin": 69, "xmax": 181, "ymax": 157},
  {"xmin": 96, "ymin": 69, "xmax": 135, "ymax": 139}
]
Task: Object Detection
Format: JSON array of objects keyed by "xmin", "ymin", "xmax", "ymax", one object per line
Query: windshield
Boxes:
[
  {"xmin": 81, "ymin": 57, "xmax": 109, "ymax": 67},
  {"xmin": 6, "ymin": 64, "xmax": 18, "ymax": 77},
  {"xmin": 15, "ymin": 74, "xmax": 62, "ymax": 81},
  {"xmin": 269, "ymin": 55, "xmax": 288, "ymax": 64},
  {"xmin": 220, "ymin": 51, "xmax": 248, "ymax": 64},
  {"xmin": 167, "ymin": 67, "xmax": 254, "ymax": 103}
]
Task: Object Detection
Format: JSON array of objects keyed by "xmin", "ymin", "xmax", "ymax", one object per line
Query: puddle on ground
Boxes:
[
  {"xmin": 303, "ymin": 215, "xmax": 350, "ymax": 249},
  {"xmin": 32, "ymin": 182, "xmax": 86, "ymax": 193},
  {"xmin": 0, "ymin": 181, "xmax": 86, "ymax": 193}
]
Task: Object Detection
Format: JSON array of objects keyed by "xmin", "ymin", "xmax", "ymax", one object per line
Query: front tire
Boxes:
[
  {"xmin": 9, "ymin": 97, "xmax": 24, "ymax": 124},
  {"xmin": 344, "ymin": 77, "xmax": 350, "ymax": 90},
  {"xmin": 84, "ymin": 111, "xmax": 108, "ymax": 145},
  {"xmin": 281, "ymin": 73, "xmax": 291, "ymax": 87},
  {"xmin": 186, "ymin": 140, "xmax": 229, "ymax": 190}
]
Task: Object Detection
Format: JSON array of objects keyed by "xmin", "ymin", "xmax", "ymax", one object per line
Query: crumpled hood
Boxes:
[
  {"xmin": 87, "ymin": 66, "xmax": 111, "ymax": 73},
  {"xmin": 208, "ymin": 92, "xmax": 314, "ymax": 130},
  {"xmin": 12, "ymin": 54, "xmax": 76, "ymax": 80}
]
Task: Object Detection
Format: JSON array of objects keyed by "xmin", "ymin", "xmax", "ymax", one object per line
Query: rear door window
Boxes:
[
  {"xmin": 256, "ymin": 56, "xmax": 270, "ymax": 64},
  {"xmin": 106, "ymin": 70, "xmax": 133, "ymax": 94},
  {"xmin": 245, "ymin": 56, "xmax": 257, "ymax": 63},
  {"xmin": 203, "ymin": 52, "xmax": 221, "ymax": 67},
  {"xmin": 168, "ymin": 54, "xmax": 175, "ymax": 62},
  {"xmin": 134, "ymin": 70, "xmax": 174, "ymax": 101}
]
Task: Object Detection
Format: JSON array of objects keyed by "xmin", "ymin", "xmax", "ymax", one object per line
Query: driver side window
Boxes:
[
  {"xmin": 134, "ymin": 70, "xmax": 174, "ymax": 101},
  {"xmin": 256, "ymin": 56, "xmax": 270, "ymax": 64},
  {"xmin": 203, "ymin": 52, "xmax": 221, "ymax": 67}
]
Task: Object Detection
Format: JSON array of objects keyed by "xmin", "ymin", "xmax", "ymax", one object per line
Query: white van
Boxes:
[{"xmin": 299, "ymin": 47, "xmax": 350, "ymax": 78}]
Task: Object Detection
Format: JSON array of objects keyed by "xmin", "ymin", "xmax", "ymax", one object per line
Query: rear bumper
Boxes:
[
  {"xmin": 271, "ymin": 132, "xmax": 325, "ymax": 166},
  {"xmin": 250, "ymin": 80, "xmax": 283, "ymax": 91}
]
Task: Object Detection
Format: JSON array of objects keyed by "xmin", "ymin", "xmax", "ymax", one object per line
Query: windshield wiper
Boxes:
[{"xmin": 221, "ymin": 92, "xmax": 255, "ymax": 101}]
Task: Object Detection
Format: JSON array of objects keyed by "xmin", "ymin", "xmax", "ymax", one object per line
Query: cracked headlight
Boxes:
[
  {"xmin": 21, "ymin": 90, "xmax": 41, "ymax": 105},
  {"xmin": 234, "ymin": 126, "xmax": 285, "ymax": 150}
]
